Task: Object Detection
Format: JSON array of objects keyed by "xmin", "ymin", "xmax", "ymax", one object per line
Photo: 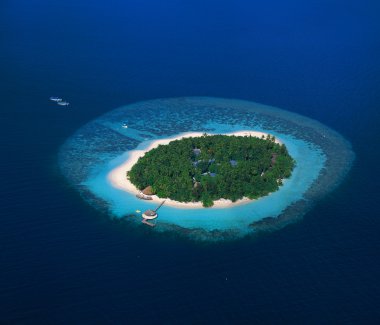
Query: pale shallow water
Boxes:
[{"xmin": 59, "ymin": 97, "xmax": 354, "ymax": 240}]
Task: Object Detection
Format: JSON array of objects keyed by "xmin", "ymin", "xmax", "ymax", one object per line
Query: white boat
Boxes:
[
  {"xmin": 122, "ymin": 123, "xmax": 128, "ymax": 129},
  {"xmin": 57, "ymin": 101, "xmax": 70, "ymax": 106},
  {"xmin": 50, "ymin": 96, "xmax": 62, "ymax": 102}
]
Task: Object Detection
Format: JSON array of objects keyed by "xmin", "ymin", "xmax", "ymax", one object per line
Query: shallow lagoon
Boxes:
[{"xmin": 59, "ymin": 97, "xmax": 354, "ymax": 240}]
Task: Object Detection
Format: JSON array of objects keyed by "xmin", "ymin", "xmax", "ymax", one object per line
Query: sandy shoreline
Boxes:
[{"xmin": 107, "ymin": 131, "xmax": 281, "ymax": 209}]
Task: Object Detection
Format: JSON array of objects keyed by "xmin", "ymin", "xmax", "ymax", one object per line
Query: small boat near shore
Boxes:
[{"xmin": 136, "ymin": 192, "xmax": 153, "ymax": 200}]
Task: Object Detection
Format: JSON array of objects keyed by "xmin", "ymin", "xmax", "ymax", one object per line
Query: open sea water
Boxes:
[{"xmin": 1, "ymin": 0, "xmax": 380, "ymax": 323}]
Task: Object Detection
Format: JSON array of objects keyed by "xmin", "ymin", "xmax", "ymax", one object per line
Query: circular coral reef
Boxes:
[{"xmin": 59, "ymin": 97, "xmax": 354, "ymax": 240}]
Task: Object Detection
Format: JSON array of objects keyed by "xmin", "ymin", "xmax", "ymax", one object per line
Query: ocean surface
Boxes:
[{"xmin": 1, "ymin": 0, "xmax": 380, "ymax": 323}]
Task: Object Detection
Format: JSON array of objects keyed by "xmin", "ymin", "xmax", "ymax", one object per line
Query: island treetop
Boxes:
[{"xmin": 128, "ymin": 134, "xmax": 295, "ymax": 207}]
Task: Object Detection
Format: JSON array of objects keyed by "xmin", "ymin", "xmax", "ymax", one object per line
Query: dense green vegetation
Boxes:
[{"xmin": 128, "ymin": 134, "xmax": 295, "ymax": 207}]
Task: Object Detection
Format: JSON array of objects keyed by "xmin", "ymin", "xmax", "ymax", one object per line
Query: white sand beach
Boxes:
[{"xmin": 107, "ymin": 131, "xmax": 281, "ymax": 209}]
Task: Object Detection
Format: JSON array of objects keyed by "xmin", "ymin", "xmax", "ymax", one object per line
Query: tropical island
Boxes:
[
  {"xmin": 62, "ymin": 98, "xmax": 353, "ymax": 237},
  {"xmin": 127, "ymin": 133, "xmax": 295, "ymax": 207}
]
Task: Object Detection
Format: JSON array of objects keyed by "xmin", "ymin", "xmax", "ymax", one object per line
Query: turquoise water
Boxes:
[
  {"xmin": 59, "ymin": 97, "xmax": 354, "ymax": 239},
  {"xmin": 85, "ymin": 132, "xmax": 324, "ymax": 233},
  {"xmin": 3, "ymin": 0, "xmax": 380, "ymax": 322}
]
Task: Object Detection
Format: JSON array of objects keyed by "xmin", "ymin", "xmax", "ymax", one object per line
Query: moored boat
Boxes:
[
  {"xmin": 50, "ymin": 96, "xmax": 62, "ymax": 102},
  {"xmin": 136, "ymin": 192, "xmax": 153, "ymax": 200},
  {"xmin": 57, "ymin": 101, "xmax": 70, "ymax": 106}
]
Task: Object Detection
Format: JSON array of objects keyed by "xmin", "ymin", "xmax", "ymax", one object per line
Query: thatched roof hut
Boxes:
[
  {"xmin": 230, "ymin": 159, "xmax": 238, "ymax": 167},
  {"xmin": 142, "ymin": 210, "xmax": 157, "ymax": 219},
  {"xmin": 142, "ymin": 186, "xmax": 154, "ymax": 195},
  {"xmin": 142, "ymin": 200, "xmax": 165, "ymax": 221},
  {"xmin": 193, "ymin": 148, "xmax": 201, "ymax": 156}
]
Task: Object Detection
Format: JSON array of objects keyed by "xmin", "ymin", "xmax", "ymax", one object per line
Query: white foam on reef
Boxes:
[{"xmin": 60, "ymin": 97, "xmax": 354, "ymax": 239}]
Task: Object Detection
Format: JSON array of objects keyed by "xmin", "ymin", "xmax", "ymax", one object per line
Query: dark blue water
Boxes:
[{"xmin": 1, "ymin": 0, "xmax": 380, "ymax": 323}]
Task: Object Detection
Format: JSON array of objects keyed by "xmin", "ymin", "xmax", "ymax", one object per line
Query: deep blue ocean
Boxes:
[{"xmin": 1, "ymin": 0, "xmax": 380, "ymax": 323}]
